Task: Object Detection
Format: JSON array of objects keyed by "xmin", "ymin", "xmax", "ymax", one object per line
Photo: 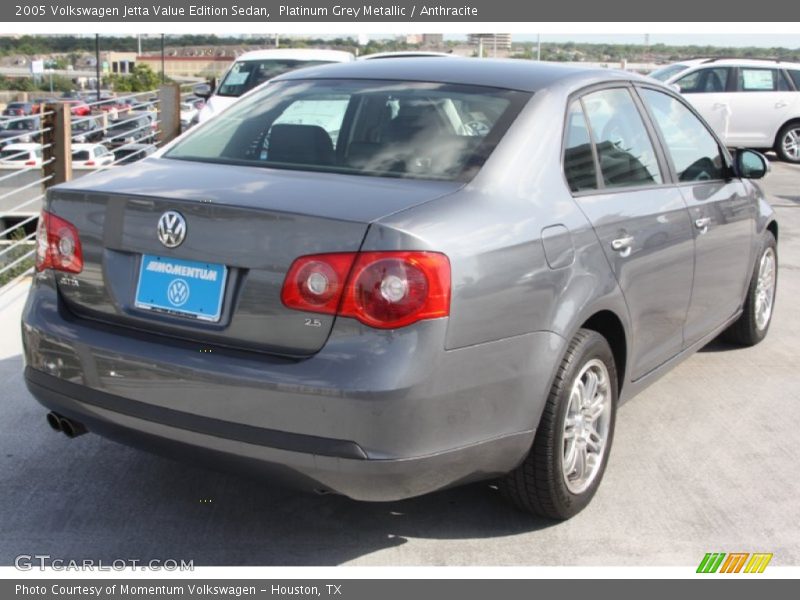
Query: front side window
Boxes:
[
  {"xmin": 641, "ymin": 89, "xmax": 726, "ymax": 182},
  {"xmin": 581, "ymin": 88, "xmax": 663, "ymax": 189},
  {"xmin": 674, "ymin": 68, "xmax": 730, "ymax": 94},
  {"xmin": 166, "ymin": 79, "xmax": 527, "ymax": 181},
  {"xmin": 216, "ymin": 59, "xmax": 334, "ymax": 97}
]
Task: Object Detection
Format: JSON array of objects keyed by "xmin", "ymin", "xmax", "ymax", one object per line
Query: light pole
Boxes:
[{"xmin": 95, "ymin": 34, "xmax": 101, "ymax": 102}]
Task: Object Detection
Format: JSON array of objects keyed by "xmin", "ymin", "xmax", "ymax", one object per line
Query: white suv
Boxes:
[{"xmin": 650, "ymin": 58, "xmax": 800, "ymax": 163}]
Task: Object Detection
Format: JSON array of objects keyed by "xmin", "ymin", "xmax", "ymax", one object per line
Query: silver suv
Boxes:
[{"xmin": 651, "ymin": 58, "xmax": 800, "ymax": 162}]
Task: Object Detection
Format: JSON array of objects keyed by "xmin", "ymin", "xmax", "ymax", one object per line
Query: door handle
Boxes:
[
  {"xmin": 712, "ymin": 103, "xmax": 727, "ymax": 109},
  {"xmin": 695, "ymin": 217, "xmax": 711, "ymax": 233},
  {"xmin": 611, "ymin": 235, "xmax": 634, "ymax": 257},
  {"xmin": 775, "ymin": 101, "xmax": 788, "ymax": 109}
]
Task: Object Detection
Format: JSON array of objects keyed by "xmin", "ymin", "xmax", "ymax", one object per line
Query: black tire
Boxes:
[
  {"xmin": 723, "ymin": 231, "xmax": 777, "ymax": 346},
  {"xmin": 774, "ymin": 121, "xmax": 800, "ymax": 163},
  {"xmin": 499, "ymin": 329, "xmax": 618, "ymax": 519}
]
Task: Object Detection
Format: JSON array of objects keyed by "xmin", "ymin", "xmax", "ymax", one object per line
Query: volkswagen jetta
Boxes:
[{"xmin": 22, "ymin": 59, "xmax": 778, "ymax": 518}]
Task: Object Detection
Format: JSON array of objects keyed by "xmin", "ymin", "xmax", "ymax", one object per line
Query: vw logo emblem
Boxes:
[
  {"xmin": 167, "ymin": 279, "xmax": 190, "ymax": 307},
  {"xmin": 157, "ymin": 211, "xmax": 186, "ymax": 248}
]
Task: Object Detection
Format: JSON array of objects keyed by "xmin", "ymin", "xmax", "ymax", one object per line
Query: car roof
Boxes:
[
  {"xmin": 273, "ymin": 57, "xmax": 647, "ymax": 92},
  {"xmin": 234, "ymin": 48, "xmax": 355, "ymax": 62},
  {"xmin": 669, "ymin": 57, "xmax": 800, "ymax": 69},
  {"xmin": 71, "ymin": 143, "xmax": 101, "ymax": 150},
  {"xmin": 359, "ymin": 51, "xmax": 458, "ymax": 60}
]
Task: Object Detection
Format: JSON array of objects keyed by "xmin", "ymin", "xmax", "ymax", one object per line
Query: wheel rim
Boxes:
[
  {"xmin": 561, "ymin": 358, "xmax": 612, "ymax": 494},
  {"xmin": 782, "ymin": 128, "xmax": 800, "ymax": 160},
  {"xmin": 755, "ymin": 247, "xmax": 777, "ymax": 331}
]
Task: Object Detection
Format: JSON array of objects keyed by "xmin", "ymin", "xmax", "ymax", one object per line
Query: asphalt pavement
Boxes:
[{"xmin": 0, "ymin": 161, "xmax": 798, "ymax": 566}]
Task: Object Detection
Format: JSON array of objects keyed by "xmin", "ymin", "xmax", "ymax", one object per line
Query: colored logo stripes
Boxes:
[{"xmin": 697, "ymin": 552, "xmax": 773, "ymax": 573}]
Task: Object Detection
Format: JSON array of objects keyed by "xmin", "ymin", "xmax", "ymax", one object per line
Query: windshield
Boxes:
[
  {"xmin": 166, "ymin": 79, "xmax": 528, "ymax": 181},
  {"xmin": 216, "ymin": 59, "xmax": 336, "ymax": 97},
  {"xmin": 649, "ymin": 64, "xmax": 690, "ymax": 82}
]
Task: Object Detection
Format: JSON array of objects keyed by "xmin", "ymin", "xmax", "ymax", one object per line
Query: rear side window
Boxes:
[
  {"xmin": 563, "ymin": 100, "xmax": 597, "ymax": 192},
  {"xmin": 641, "ymin": 89, "xmax": 726, "ymax": 182},
  {"xmin": 581, "ymin": 88, "xmax": 663, "ymax": 189},
  {"xmin": 737, "ymin": 68, "xmax": 790, "ymax": 92},
  {"xmin": 674, "ymin": 68, "xmax": 730, "ymax": 93},
  {"xmin": 166, "ymin": 79, "xmax": 528, "ymax": 181}
]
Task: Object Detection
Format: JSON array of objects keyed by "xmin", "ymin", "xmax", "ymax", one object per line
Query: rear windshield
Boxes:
[
  {"xmin": 72, "ymin": 150, "xmax": 90, "ymax": 161},
  {"xmin": 649, "ymin": 64, "xmax": 689, "ymax": 82},
  {"xmin": 166, "ymin": 79, "xmax": 528, "ymax": 181},
  {"xmin": 216, "ymin": 59, "xmax": 335, "ymax": 97}
]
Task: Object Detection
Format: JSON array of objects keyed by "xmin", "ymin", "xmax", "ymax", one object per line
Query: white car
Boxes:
[
  {"xmin": 195, "ymin": 49, "xmax": 355, "ymax": 123},
  {"xmin": 650, "ymin": 58, "xmax": 800, "ymax": 162},
  {"xmin": 180, "ymin": 102, "xmax": 198, "ymax": 129},
  {"xmin": 71, "ymin": 143, "xmax": 114, "ymax": 169},
  {"xmin": 0, "ymin": 143, "xmax": 42, "ymax": 169}
]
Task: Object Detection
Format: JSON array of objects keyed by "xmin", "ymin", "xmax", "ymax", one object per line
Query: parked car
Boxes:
[
  {"xmin": 56, "ymin": 99, "xmax": 91, "ymax": 117},
  {"xmin": 71, "ymin": 116, "xmax": 104, "ymax": 143},
  {"xmin": 2, "ymin": 102, "xmax": 35, "ymax": 117},
  {"xmin": 0, "ymin": 143, "xmax": 42, "ymax": 168},
  {"xmin": 112, "ymin": 143, "xmax": 157, "ymax": 165},
  {"xmin": 22, "ymin": 59, "xmax": 778, "ymax": 519},
  {"xmin": 650, "ymin": 58, "xmax": 800, "ymax": 162},
  {"xmin": 105, "ymin": 112, "xmax": 156, "ymax": 148},
  {"xmin": 194, "ymin": 48, "xmax": 355, "ymax": 123},
  {"xmin": 180, "ymin": 102, "xmax": 198, "ymax": 130},
  {"xmin": 71, "ymin": 143, "xmax": 114, "ymax": 169},
  {"xmin": 0, "ymin": 117, "xmax": 41, "ymax": 147},
  {"xmin": 97, "ymin": 98, "xmax": 133, "ymax": 116}
]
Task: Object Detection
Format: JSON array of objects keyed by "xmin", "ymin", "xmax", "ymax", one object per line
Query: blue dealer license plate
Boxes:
[{"xmin": 134, "ymin": 255, "xmax": 227, "ymax": 322}]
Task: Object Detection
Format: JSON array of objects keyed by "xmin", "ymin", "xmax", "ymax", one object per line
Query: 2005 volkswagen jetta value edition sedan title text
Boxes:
[{"xmin": 21, "ymin": 59, "xmax": 778, "ymax": 519}]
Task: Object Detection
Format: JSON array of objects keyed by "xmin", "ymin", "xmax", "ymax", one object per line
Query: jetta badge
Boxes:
[{"xmin": 157, "ymin": 211, "xmax": 186, "ymax": 248}]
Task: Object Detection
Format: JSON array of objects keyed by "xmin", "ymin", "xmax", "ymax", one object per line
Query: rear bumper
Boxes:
[
  {"xmin": 25, "ymin": 367, "xmax": 534, "ymax": 501},
  {"xmin": 21, "ymin": 275, "xmax": 565, "ymax": 501}
]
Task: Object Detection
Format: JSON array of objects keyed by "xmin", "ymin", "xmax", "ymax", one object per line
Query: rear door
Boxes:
[
  {"xmin": 725, "ymin": 67, "xmax": 795, "ymax": 147},
  {"xmin": 567, "ymin": 85, "xmax": 695, "ymax": 380},
  {"xmin": 638, "ymin": 87, "xmax": 755, "ymax": 345}
]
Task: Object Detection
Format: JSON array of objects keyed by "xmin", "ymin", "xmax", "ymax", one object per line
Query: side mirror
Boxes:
[
  {"xmin": 193, "ymin": 83, "xmax": 212, "ymax": 100},
  {"xmin": 670, "ymin": 83, "xmax": 681, "ymax": 93},
  {"xmin": 736, "ymin": 149, "xmax": 770, "ymax": 180}
]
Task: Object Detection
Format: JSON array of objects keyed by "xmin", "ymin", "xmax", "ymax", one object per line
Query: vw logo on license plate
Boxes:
[{"xmin": 167, "ymin": 278, "xmax": 190, "ymax": 307}]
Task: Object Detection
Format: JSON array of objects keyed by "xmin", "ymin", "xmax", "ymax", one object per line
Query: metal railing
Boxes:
[{"xmin": 0, "ymin": 82, "xmax": 191, "ymax": 294}]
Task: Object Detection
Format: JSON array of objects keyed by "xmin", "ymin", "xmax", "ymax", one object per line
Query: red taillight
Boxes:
[
  {"xmin": 281, "ymin": 251, "xmax": 450, "ymax": 329},
  {"xmin": 24, "ymin": 160, "xmax": 36, "ymax": 166},
  {"xmin": 281, "ymin": 253, "xmax": 355, "ymax": 315},
  {"xmin": 35, "ymin": 211, "xmax": 83, "ymax": 274},
  {"xmin": 85, "ymin": 161, "xmax": 95, "ymax": 166}
]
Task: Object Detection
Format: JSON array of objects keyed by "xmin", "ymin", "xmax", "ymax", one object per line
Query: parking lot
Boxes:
[{"xmin": 0, "ymin": 159, "xmax": 798, "ymax": 567}]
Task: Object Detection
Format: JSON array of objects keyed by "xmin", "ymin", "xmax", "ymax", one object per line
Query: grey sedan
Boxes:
[{"xmin": 22, "ymin": 59, "xmax": 777, "ymax": 519}]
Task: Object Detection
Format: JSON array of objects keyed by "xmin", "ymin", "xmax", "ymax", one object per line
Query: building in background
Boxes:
[
  {"xmin": 467, "ymin": 34, "xmax": 512, "ymax": 50},
  {"xmin": 135, "ymin": 54, "xmax": 233, "ymax": 79}
]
